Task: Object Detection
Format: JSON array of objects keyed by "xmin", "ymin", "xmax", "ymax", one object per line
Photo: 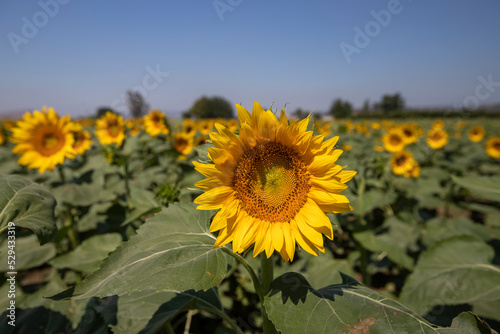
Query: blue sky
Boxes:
[{"xmin": 1, "ymin": 0, "xmax": 499, "ymax": 118}]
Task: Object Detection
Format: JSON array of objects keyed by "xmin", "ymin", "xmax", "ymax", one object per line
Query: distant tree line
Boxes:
[
  {"xmin": 93, "ymin": 91, "xmax": 500, "ymax": 120},
  {"xmin": 183, "ymin": 96, "xmax": 234, "ymax": 119},
  {"xmin": 329, "ymin": 92, "xmax": 405, "ymax": 119}
]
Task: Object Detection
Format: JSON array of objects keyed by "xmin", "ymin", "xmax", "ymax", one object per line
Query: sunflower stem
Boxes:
[
  {"xmin": 221, "ymin": 247, "xmax": 263, "ymax": 295},
  {"xmin": 64, "ymin": 204, "xmax": 79, "ymax": 249},
  {"xmin": 123, "ymin": 157, "xmax": 133, "ymax": 210},
  {"xmin": 260, "ymin": 254, "xmax": 277, "ymax": 334},
  {"xmin": 57, "ymin": 164, "xmax": 66, "ymax": 184},
  {"xmin": 57, "ymin": 165, "xmax": 79, "ymax": 249}
]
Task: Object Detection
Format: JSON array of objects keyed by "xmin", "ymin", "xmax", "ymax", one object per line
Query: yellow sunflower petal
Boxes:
[{"xmin": 194, "ymin": 186, "xmax": 234, "ymax": 210}]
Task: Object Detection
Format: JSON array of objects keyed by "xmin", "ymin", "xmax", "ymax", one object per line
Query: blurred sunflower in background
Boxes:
[
  {"xmin": 0, "ymin": 127, "xmax": 5, "ymax": 145},
  {"xmin": 400, "ymin": 123, "xmax": 420, "ymax": 145},
  {"xmin": 427, "ymin": 127, "xmax": 448, "ymax": 149},
  {"xmin": 174, "ymin": 132, "xmax": 194, "ymax": 155},
  {"xmin": 431, "ymin": 119, "xmax": 445, "ymax": 129},
  {"xmin": 143, "ymin": 110, "xmax": 169, "ymax": 137},
  {"xmin": 342, "ymin": 144, "xmax": 352, "ymax": 151},
  {"xmin": 468, "ymin": 125, "xmax": 485, "ymax": 142},
  {"xmin": 70, "ymin": 123, "xmax": 92, "ymax": 156},
  {"xmin": 194, "ymin": 135, "xmax": 208, "ymax": 146},
  {"xmin": 194, "ymin": 101, "xmax": 356, "ymax": 261},
  {"xmin": 10, "ymin": 107, "xmax": 75, "ymax": 173},
  {"xmin": 125, "ymin": 119, "xmax": 141, "ymax": 136},
  {"xmin": 182, "ymin": 118, "xmax": 197, "ymax": 137},
  {"xmin": 390, "ymin": 150, "xmax": 419, "ymax": 177},
  {"xmin": 485, "ymin": 137, "xmax": 500, "ymax": 158},
  {"xmin": 382, "ymin": 127, "xmax": 406, "ymax": 152},
  {"xmin": 95, "ymin": 111, "xmax": 126, "ymax": 146},
  {"xmin": 199, "ymin": 120, "xmax": 214, "ymax": 135}
]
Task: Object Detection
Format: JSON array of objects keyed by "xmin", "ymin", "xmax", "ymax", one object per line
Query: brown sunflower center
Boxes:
[
  {"xmin": 73, "ymin": 132, "xmax": 85, "ymax": 149},
  {"xmin": 233, "ymin": 142, "xmax": 310, "ymax": 222},
  {"xmin": 395, "ymin": 155, "xmax": 408, "ymax": 166},
  {"xmin": 431, "ymin": 132, "xmax": 443, "ymax": 141},
  {"xmin": 403, "ymin": 129, "xmax": 413, "ymax": 137},
  {"xmin": 107, "ymin": 121, "xmax": 121, "ymax": 137},
  {"xmin": 35, "ymin": 127, "xmax": 65, "ymax": 156},
  {"xmin": 493, "ymin": 142, "xmax": 500, "ymax": 151},
  {"xmin": 152, "ymin": 114, "xmax": 162, "ymax": 126},
  {"xmin": 175, "ymin": 137, "xmax": 188, "ymax": 150},
  {"xmin": 389, "ymin": 134, "xmax": 402, "ymax": 146}
]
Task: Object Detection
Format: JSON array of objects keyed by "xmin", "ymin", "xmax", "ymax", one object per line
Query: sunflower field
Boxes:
[{"xmin": 1, "ymin": 104, "xmax": 500, "ymax": 333}]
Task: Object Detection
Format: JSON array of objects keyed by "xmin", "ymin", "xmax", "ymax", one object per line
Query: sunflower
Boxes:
[
  {"xmin": 70, "ymin": 123, "xmax": 92, "ymax": 156},
  {"xmin": 174, "ymin": 132, "xmax": 194, "ymax": 155},
  {"xmin": 432, "ymin": 120, "xmax": 445, "ymax": 129},
  {"xmin": 342, "ymin": 144, "xmax": 352, "ymax": 151},
  {"xmin": 0, "ymin": 127, "xmax": 5, "ymax": 145},
  {"xmin": 382, "ymin": 127, "xmax": 406, "ymax": 152},
  {"xmin": 390, "ymin": 150, "xmax": 417, "ymax": 177},
  {"xmin": 427, "ymin": 128, "xmax": 448, "ymax": 149},
  {"xmin": 199, "ymin": 120, "xmax": 214, "ymax": 135},
  {"xmin": 468, "ymin": 125, "xmax": 485, "ymax": 142},
  {"xmin": 194, "ymin": 135, "xmax": 208, "ymax": 146},
  {"xmin": 182, "ymin": 119, "xmax": 197, "ymax": 137},
  {"xmin": 410, "ymin": 164, "xmax": 421, "ymax": 178},
  {"xmin": 193, "ymin": 101, "xmax": 356, "ymax": 261},
  {"xmin": 485, "ymin": 137, "xmax": 500, "ymax": 158},
  {"xmin": 400, "ymin": 123, "xmax": 419, "ymax": 145},
  {"xmin": 3, "ymin": 120, "xmax": 16, "ymax": 132},
  {"xmin": 10, "ymin": 107, "xmax": 75, "ymax": 173},
  {"xmin": 226, "ymin": 119, "xmax": 239, "ymax": 132},
  {"xmin": 143, "ymin": 110, "xmax": 169, "ymax": 137},
  {"xmin": 125, "ymin": 119, "xmax": 141, "ymax": 136},
  {"xmin": 95, "ymin": 111, "xmax": 126, "ymax": 146},
  {"xmin": 316, "ymin": 121, "xmax": 331, "ymax": 136}
]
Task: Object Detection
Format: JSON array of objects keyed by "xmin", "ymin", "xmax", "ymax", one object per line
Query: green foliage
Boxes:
[
  {"xmin": 188, "ymin": 96, "xmax": 234, "ymax": 119},
  {"xmin": 50, "ymin": 203, "xmax": 231, "ymax": 300},
  {"xmin": 264, "ymin": 272, "xmax": 490, "ymax": 333},
  {"xmin": 329, "ymin": 98, "xmax": 352, "ymax": 118},
  {"xmin": 0, "ymin": 234, "xmax": 56, "ymax": 271},
  {"xmin": 374, "ymin": 92, "xmax": 405, "ymax": 113},
  {"xmin": 400, "ymin": 236, "xmax": 500, "ymax": 316},
  {"xmin": 0, "ymin": 174, "xmax": 57, "ymax": 244},
  {"xmin": 50, "ymin": 233, "xmax": 122, "ymax": 274},
  {"xmin": 111, "ymin": 288, "xmax": 223, "ymax": 333}
]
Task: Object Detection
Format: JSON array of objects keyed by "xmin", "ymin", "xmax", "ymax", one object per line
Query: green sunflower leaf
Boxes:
[
  {"xmin": 264, "ymin": 272, "xmax": 494, "ymax": 333},
  {"xmin": 451, "ymin": 175, "xmax": 500, "ymax": 202},
  {"xmin": 0, "ymin": 174, "xmax": 57, "ymax": 244},
  {"xmin": 400, "ymin": 235, "xmax": 500, "ymax": 315},
  {"xmin": 49, "ymin": 203, "xmax": 230, "ymax": 300},
  {"xmin": 49, "ymin": 233, "xmax": 122, "ymax": 274},
  {"xmin": 111, "ymin": 288, "xmax": 223, "ymax": 334},
  {"xmin": 0, "ymin": 234, "xmax": 56, "ymax": 271}
]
